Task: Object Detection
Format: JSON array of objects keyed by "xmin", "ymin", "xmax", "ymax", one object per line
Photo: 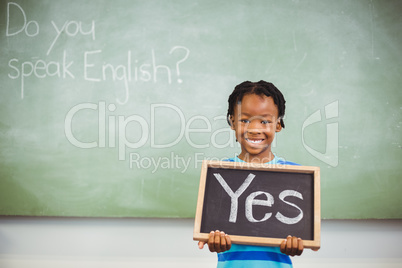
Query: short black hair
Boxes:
[{"xmin": 226, "ymin": 80, "xmax": 286, "ymax": 128}]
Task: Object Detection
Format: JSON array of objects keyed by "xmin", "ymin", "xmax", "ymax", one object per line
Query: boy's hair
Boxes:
[{"xmin": 226, "ymin": 80, "xmax": 286, "ymax": 128}]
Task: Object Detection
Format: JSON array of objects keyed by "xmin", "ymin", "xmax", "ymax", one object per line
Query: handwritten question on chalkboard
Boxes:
[{"xmin": 5, "ymin": 2, "xmax": 190, "ymax": 104}]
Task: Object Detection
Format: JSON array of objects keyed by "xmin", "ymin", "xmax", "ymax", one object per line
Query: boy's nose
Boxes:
[
  {"xmin": 246, "ymin": 120, "xmax": 263, "ymax": 133},
  {"xmin": 246, "ymin": 128, "xmax": 262, "ymax": 134}
]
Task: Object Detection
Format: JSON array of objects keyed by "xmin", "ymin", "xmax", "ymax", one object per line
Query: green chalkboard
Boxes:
[{"xmin": 0, "ymin": 0, "xmax": 401, "ymax": 218}]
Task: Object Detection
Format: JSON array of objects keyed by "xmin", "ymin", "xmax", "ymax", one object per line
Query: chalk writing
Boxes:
[
  {"xmin": 6, "ymin": 2, "xmax": 39, "ymax": 37},
  {"xmin": 213, "ymin": 173, "xmax": 256, "ymax": 223},
  {"xmin": 5, "ymin": 2, "xmax": 190, "ymax": 105},
  {"xmin": 8, "ymin": 50, "xmax": 74, "ymax": 99},
  {"xmin": 48, "ymin": 20, "xmax": 95, "ymax": 56},
  {"xmin": 214, "ymin": 172, "xmax": 304, "ymax": 225}
]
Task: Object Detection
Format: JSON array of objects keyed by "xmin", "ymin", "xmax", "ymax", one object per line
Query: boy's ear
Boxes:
[
  {"xmin": 275, "ymin": 119, "xmax": 283, "ymax": 132},
  {"xmin": 229, "ymin": 115, "xmax": 235, "ymax": 130}
]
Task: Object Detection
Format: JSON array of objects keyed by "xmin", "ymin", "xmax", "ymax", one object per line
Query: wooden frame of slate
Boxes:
[{"xmin": 193, "ymin": 160, "xmax": 321, "ymax": 250}]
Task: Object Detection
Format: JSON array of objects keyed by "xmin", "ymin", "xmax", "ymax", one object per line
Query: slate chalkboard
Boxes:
[{"xmin": 193, "ymin": 161, "xmax": 320, "ymax": 249}]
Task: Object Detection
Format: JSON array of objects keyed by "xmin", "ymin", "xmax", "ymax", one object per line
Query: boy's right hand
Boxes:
[{"xmin": 198, "ymin": 230, "xmax": 232, "ymax": 253}]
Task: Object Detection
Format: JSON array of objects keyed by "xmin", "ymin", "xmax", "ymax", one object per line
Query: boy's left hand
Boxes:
[{"xmin": 280, "ymin": 235, "xmax": 304, "ymax": 256}]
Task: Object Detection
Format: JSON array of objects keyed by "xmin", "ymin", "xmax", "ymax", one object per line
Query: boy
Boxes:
[{"xmin": 198, "ymin": 81, "xmax": 305, "ymax": 267}]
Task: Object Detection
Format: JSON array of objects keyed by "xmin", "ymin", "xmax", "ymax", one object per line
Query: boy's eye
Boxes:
[
  {"xmin": 240, "ymin": 119, "xmax": 250, "ymax": 123},
  {"xmin": 261, "ymin": 120, "xmax": 271, "ymax": 124}
]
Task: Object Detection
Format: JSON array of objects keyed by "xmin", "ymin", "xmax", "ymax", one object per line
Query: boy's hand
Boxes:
[
  {"xmin": 280, "ymin": 235, "xmax": 304, "ymax": 256},
  {"xmin": 198, "ymin": 230, "xmax": 232, "ymax": 253}
]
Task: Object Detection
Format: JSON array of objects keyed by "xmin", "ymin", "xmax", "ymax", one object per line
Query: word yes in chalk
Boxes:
[{"xmin": 214, "ymin": 173, "xmax": 304, "ymax": 225}]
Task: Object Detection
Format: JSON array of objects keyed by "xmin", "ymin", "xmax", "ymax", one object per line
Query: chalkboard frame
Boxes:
[{"xmin": 193, "ymin": 160, "xmax": 321, "ymax": 250}]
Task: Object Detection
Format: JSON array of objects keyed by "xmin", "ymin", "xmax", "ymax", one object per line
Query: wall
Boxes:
[{"xmin": 0, "ymin": 217, "xmax": 401, "ymax": 268}]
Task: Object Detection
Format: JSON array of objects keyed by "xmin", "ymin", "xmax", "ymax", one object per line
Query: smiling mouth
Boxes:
[{"xmin": 246, "ymin": 138, "xmax": 264, "ymax": 144}]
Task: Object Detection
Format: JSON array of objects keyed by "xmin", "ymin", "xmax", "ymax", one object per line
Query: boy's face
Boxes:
[{"xmin": 230, "ymin": 93, "xmax": 282, "ymax": 163}]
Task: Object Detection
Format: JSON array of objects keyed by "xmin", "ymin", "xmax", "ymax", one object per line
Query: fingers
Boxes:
[
  {"xmin": 225, "ymin": 233, "xmax": 232, "ymax": 251},
  {"xmin": 219, "ymin": 231, "xmax": 232, "ymax": 252},
  {"xmin": 208, "ymin": 231, "xmax": 216, "ymax": 252},
  {"xmin": 205, "ymin": 230, "xmax": 231, "ymax": 253},
  {"xmin": 280, "ymin": 238, "xmax": 286, "ymax": 254},
  {"xmin": 290, "ymin": 236, "xmax": 298, "ymax": 256},
  {"xmin": 296, "ymin": 238, "xmax": 304, "ymax": 256},
  {"xmin": 281, "ymin": 236, "xmax": 304, "ymax": 257},
  {"xmin": 198, "ymin": 241, "xmax": 206, "ymax": 249},
  {"xmin": 202, "ymin": 232, "xmax": 304, "ymax": 256},
  {"xmin": 286, "ymin": 235, "xmax": 292, "ymax": 254},
  {"xmin": 217, "ymin": 231, "xmax": 226, "ymax": 253}
]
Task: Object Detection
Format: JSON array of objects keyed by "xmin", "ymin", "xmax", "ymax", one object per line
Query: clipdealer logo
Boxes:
[
  {"xmin": 301, "ymin": 101, "xmax": 339, "ymax": 167},
  {"xmin": 64, "ymin": 101, "xmax": 236, "ymax": 162},
  {"xmin": 64, "ymin": 100, "xmax": 339, "ymax": 170}
]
